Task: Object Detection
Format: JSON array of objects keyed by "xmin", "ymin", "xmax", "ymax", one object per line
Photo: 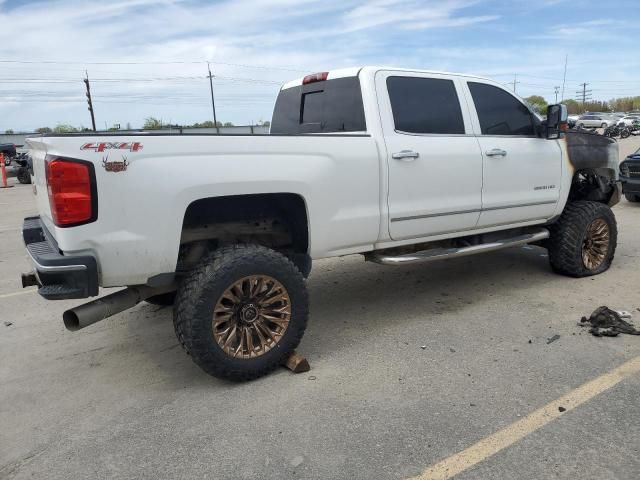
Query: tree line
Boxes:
[
  {"xmin": 22, "ymin": 118, "xmax": 270, "ymax": 134},
  {"xmin": 524, "ymin": 95, "xmax": 640, "ymax": 115}
]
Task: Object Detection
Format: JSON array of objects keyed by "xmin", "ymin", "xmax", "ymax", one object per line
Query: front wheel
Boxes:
[
  {"xmin": 547, "ymin": 201, "xmax": 617, "ymax": 277},
  {"xmin": 620, "ymin": 128, "xmax": 630, "ymax": 139},
  {"xmin": 173, "ymin": 245, "xmax": 309, "ymax": 381}
]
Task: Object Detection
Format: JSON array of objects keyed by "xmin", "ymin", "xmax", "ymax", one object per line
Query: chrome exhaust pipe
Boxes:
[{"xmin": 63, "ymin": 285, "xmax": 174, "ymax": 331}]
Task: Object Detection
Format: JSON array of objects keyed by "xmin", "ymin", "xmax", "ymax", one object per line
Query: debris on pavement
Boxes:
[
  {"xmin": 558, "ymin": 406, "xmax": 566, "ymax": 412},
  {"xmin": 284, "ymin": 351, "xmax": 310, "ymax": 373},
  {"xmin": 4, "ymin": 321, "xmax": 12, "ymax": 327},
  {"xmin": 546, "ymin": 334, "xmax": 560, "ymax": 344},
  {"xmin": 580, "ymin": 306, "xmax": 640, "ymax": 337}
]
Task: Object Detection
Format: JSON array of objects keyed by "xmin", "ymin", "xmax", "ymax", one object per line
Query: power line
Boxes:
[
  {"xmin": 0, "ymin": 75, "xmax": 285, "ymax": 85},
  {"xmin": 0, "ymin": 59, "xmax": 307, "ymax": 72},
  {"xmin": 490, "ymin": 72, "xmax": 639, "ymax": 85}
]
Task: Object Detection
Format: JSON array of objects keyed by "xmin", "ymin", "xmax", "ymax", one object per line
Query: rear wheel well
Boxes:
[{"xmin": 177, "ymin": 193, "xmax": 310, "ymax": 275}]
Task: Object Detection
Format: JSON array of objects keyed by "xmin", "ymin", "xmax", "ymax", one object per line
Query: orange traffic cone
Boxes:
[{"xmin": 0, "ymin": 153, "xmax": 12, "ymax": 188}]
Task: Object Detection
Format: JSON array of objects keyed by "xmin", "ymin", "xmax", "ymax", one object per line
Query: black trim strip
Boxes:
[
  {"xmin": 389, "ymin": 218, "xmax": 550, "ymax": 242},
  {"xmin": 391, "ymin": 208, "xmax": 480, "ymax": 222},
  {"xmin": 483, "ymin": 200, "xmax": 557, "ymax": 211},
  {"xmin": 391, "ymin": 200, "xmax": 557, "ymax": 222}
]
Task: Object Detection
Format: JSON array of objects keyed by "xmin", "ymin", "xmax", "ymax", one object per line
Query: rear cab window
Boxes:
[{"xmin": 270, "ymin": 76, "xmax": 366, "ymax": 134}]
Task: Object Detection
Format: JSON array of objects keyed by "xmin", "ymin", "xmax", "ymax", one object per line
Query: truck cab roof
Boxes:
[{"xmin": 280, "ymin": 66, "xmax": 492, "ymax": 90}]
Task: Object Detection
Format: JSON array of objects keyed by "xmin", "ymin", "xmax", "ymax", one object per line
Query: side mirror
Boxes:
[{"xmin": 546, "ymin": 104, "xmax": 568, "ymax": 139}]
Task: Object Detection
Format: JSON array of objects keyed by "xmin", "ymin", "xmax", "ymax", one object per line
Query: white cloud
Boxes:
[{"xmin": 0, "ymin": 1, "xmax": 636, "ymax": 131}]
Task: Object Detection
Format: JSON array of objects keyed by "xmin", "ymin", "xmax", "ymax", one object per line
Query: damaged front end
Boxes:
[{"xmin": 565, "ymin": 131, "xmax": 622, "ymax": 206}]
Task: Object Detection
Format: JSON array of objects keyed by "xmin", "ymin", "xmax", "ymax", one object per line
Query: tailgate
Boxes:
[{"xmin": 24, "ymin": 137, "xmax": 55, "ymax": 231}]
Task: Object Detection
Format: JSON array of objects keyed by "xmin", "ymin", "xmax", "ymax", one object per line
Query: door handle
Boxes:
[
  {"xmin": 485, "ymin": 148, "xmax": 507, "ymax": 157},
  {"xmin": 392, "ymin": 150, "xmax": 420, "ymax": 161}
]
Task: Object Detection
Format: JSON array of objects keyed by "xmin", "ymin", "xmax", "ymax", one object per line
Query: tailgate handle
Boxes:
[{"xmin": 392, "ymin": 150, "xmax": 420, "ymax": 161}]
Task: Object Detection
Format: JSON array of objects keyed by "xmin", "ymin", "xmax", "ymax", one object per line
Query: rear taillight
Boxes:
[
  {"xmin": 45, "ymin": 156, "xmax": 96, "ymax": 227},
  {"xmin": 302, "ymin": 72, "xmax": 328, "ymax": 85}
]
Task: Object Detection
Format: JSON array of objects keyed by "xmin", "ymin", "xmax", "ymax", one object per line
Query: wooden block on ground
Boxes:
[{"xmin": 284, "ymin": 351, "xmax": 310, "ymax": 373}]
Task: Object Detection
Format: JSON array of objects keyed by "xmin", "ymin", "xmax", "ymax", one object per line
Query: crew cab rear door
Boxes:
[
  {"xmin": 462, "ymin": 80, "xmax": 561, "ymax": 227},
  {"xmin": 375, "ymin": 71, "xmax": 483, "ymax": 240}
]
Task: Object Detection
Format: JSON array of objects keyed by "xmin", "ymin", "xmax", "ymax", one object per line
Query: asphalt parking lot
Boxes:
[{"xmin": 2, "ymin": 137, "xmax": 640, "ymax": 480}]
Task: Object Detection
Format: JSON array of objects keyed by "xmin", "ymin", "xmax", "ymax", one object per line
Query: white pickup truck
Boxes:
[{"xmin": 22, "ymin": 66, "xmax": 621, "ymax": 380}]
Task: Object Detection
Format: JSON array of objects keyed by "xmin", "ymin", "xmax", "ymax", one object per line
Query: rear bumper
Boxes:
[{"xmin": 22, "ymin": 216, "xmax": 99, "ymax": 300}]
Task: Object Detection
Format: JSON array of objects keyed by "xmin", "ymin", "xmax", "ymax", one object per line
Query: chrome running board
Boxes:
[{"xmin": 369, "ymin": 228, "xmax": 550, "ymax": 266}]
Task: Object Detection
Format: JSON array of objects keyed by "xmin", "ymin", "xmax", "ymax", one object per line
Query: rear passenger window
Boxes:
[
  {"xmin": 468, "ymin": 82, "xmax": 535, "ymax": 136},
  {"xmin": 386, "ymin": 77, "xmax": 465, "ymax": 134}
]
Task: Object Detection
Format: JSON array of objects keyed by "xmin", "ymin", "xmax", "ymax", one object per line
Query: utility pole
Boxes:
[
  {"xmin": 575, "ymin": 82, "xmax": 592, "ymax": 111},
  {"xmin": 510, "ymin": 74, "xmax": 520, "ymax": 93},
  {"xmin": 575, "ymin": 83, "xmax": 592, "ymax": 113},
  {"xmin": 560, "ymin": 54, "xmax": 568, "ymax": 101},
  {"xmin": 84, "ymin": 71, "xmax": 96, "ymax": 132},
  {"xmin": 207, "ymin": 63, "xmax": 219, "ymax": 134},
  {"xmin": 554, "ymin": 86, "xmax": 560, "ymax": 103}
]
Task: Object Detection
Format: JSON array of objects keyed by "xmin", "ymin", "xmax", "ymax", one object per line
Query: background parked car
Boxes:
[
  {"xmin": 567, "ymin": 114, "xmax": 580, "ymax": 128},
  {"xmin": 620, "ymin": 149, "xmax": 640, "ymax": 202},
  {"xmin": 577, "ymin": 114, "xmax": 615, "ymax": 128},
  {"xmin": 0, "ymin": 143, "xmax": 17, "ymax": 162},
  {"xmin": 617, "ymin": 115, "xmax": 640, "ymax": 127}
]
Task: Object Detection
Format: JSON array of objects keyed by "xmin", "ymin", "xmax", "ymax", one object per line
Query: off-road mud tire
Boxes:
[
  {"xmin": 17, "ymin": 167, "xmax": 31, "ymax": 184},
  {"xmin": 547, "ymin": 201, "xmax": 617, "ymax": 277},
  {"xmin": 173, "ymin": 245, "xmax": 309, "ymax": 381}
]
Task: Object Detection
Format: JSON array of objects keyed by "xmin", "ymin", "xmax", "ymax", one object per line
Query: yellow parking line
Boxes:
[
  {"xmin": 0, "ymin": 289, "xmax": 36, "ymax": 299},
  {"xmin": 410, "ymin": 355, "xmax": 640, "ymax": 480}
]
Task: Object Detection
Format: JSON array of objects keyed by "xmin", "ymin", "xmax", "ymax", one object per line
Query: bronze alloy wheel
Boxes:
[
  {"xmin": 582, "ymin": 218, "xmax": 610, "ymax": 270},
  {"xmin": 212, "ymin": 275, "xmax": 291, "ymax": 359}
]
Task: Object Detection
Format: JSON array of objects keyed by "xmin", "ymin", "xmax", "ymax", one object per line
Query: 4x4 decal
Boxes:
[{"xmin": 81, "ymin": 142, "xmax": 143, "ymax": 152}]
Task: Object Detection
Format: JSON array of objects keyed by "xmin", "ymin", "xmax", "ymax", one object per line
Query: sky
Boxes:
[{"xmin": 0, "ymin": 0, "xmax": 639, "ymax": 132}]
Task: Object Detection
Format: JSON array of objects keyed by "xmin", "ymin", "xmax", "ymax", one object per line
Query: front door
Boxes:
[
  {"xmin": 376, "ymin": 71, "xmax": 483, "ymax": 241},
  {"xmin": 463, "ymin": 81, "xmax": 562, "ymax": 227}
]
